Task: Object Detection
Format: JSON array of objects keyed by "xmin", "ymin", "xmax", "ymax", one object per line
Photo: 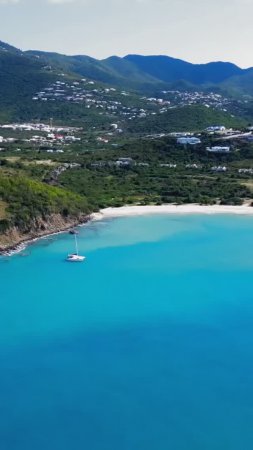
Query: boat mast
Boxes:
[{"xmin": 75, "ymin": 234, "xmax": 78, "ymax": 255}]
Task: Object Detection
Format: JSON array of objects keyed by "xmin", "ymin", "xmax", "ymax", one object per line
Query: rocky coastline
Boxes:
[
  {"xmin": 2, "ymin": 203, "xmax": 253, "ymax": 257},
  {"xmin": 0, "ymin": 213, "xmax": 91, "ymax": 256}
]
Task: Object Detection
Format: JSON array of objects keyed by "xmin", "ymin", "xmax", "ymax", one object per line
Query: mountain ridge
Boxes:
[
  {"xmin": 0, "ymin": 39, "xmax": 253, "ymax": 123},
  {"xmin": 23, "ymin": 44, "xmax": 253, "ymax": 91},
  {"xmin": 29, "ymin": 52, "xmax": 253, "ymax": 99}
]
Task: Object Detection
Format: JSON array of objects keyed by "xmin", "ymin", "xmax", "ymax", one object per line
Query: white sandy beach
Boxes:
[
  {"xmin": 3, "ymin": 204, "xmax": 253, "ymax": 256},
  {"xmin": 92, "ymin": 204, "xmax": 253, "ymax": 220}
]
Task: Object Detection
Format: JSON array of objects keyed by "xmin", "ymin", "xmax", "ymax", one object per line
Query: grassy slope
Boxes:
[
  {"xmin": 126, "ymin": 105, "xmax": 246, "ymax": 134},
  {"xmin": 0, "ymin": 53, "xmax": 55, "ymax": 103},
  {"xmin": 0, "ymin": 173, "xmax": 90, "ymax": 233},
  {"xmin": 221, "ymin": 71, "xmax": 253, "ymax": 97}
]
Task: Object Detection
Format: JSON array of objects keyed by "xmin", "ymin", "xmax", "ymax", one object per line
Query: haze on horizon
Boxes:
[{"xmin": 0, "ymin": 0, "xmax": 252, "ymax": 68}]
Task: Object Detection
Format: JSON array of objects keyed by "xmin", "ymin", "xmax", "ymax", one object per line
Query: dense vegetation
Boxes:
[
  {"xmin": 1, "ymin": 40, "xmax": 253, "ymax": 246},
  {"xmin": 59, "ymin": 138, "xmax": 252, "ymax": 208},
  {"xmin": 1, "ymin": 129, "xmax": 253, "ymax": 244},
  {"xmin": 0, "ymin": 174, "xmax": 90, "ymax": 233},
  {"xmin": 0, "ymin": 51, "xmax": 57, "ymax": 119},
  {"xmin": 126, "ymin": 106, "xmax": 246, "ymax": 134},
  {"xmin": 2, "ymin": 134, "xmax": 253, "ymax": 214},
  {"xmin": 60, "ymin": 165, "xmax": 250, "ymax": 208}
]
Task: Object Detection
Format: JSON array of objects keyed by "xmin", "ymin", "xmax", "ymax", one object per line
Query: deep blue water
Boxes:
[{"xmin": 1, "ymin": 214, "xmax": 253, "ymax": 449}]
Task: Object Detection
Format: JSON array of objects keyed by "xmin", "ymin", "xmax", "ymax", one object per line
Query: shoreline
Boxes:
[
  {"xmin": 0, "ymin": 216, "xmax": 91, "ymax": 257},
  {"xmin": 2, "ymin": 203, "xmax": 253, "ymax": 256},
  {"xmin": 93, "ymin": 203, "xmax": 253, "ymax": 220}
]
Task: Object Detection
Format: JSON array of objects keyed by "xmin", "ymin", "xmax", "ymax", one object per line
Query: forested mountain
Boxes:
[
  {"xmin": 221, "ymin": 71, "xmax": 253, "ymax": 97},
  {"xmin": 0, "ymin": 39, "xmax": 253, "ymax": 123},
  {"xmin": 26, "ymin": 48, "xmax": 253, "ymax": 93},
  {"xmin": 0, "ymin": 41, "xmax": 59, "ymax": 121},
  {"xmin": 120, "ymin": 55, "xmax": 247, "ymax": 85}
]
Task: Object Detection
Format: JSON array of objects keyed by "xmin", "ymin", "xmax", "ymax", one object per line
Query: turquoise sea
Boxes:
[{"xmin": 1, "ymin": 214, "xmax": 253, "ymax": 449}]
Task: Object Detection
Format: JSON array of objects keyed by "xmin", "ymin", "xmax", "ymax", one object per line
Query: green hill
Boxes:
[
  {"xmin": 0, "ymin": 40, "xmax": 252, "ymax": 126},
  {"xmin": 126, "ymin": 105, "xmax": 246, "ymax": 134},
  {"xmin": 0, "ymin": 49, "xmax": 58, "ymax": 121},
  {"xmin": 26, "ymin": 51, "xmax": 164, "ymax": 92},
  {"xmin": 26, "ymin": 49, "xmax": 253, "ymax": 96},
  {"xmin": 221, "ymin": 71, "xmax": 253, "ymax": 97},
  {"xmin": 0, "ymin": 173, "xmax": 90, "ymax": 235}
]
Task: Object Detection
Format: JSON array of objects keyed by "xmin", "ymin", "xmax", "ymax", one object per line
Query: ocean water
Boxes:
[{"xmin": 1, "ymin": 214, "xmax": 253, "ymax": 450}]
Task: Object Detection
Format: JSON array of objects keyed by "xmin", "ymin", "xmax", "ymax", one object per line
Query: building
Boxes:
[
  {"xmin": 177, "ymin": 137, "xmax": 201, "ymax": 145},
  {"xmin": 211, "ymin": 166, "xmax": 227, "ymax": 172},
  {"xmin": 115, "ymin": 157, "xmax": 134, "ymax": 167},
  {"xmin": 206, "ymin": 126, "xmax": 226, "ymax": 133},
  {"xmin": 206, "ymin": 146, "xmax": 230, "ymax": 153},
  {"xmin": 160, "ymin": 163, "xmax": 177, "ymax": 168},
  {"xmin": 185, "ymin": 164, "xmax": 201, "ymax": 169}
]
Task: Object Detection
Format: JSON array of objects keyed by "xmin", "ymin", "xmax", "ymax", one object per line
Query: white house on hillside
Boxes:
[
  {"xmin": 177, "ymin": 137, "xmax": 201, "ymax": 145},
  {"xmin": 206, "ymin": 146, "xmax": 230, "ymax": 153}
]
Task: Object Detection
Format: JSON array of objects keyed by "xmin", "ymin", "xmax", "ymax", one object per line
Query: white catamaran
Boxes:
[{"xmin": 66, "ymin": 234, "xmax": 86, "ymax": 262}]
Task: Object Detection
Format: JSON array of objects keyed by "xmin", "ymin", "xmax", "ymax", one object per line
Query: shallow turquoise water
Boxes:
[{"xmin": 1, "ymin": 214, "xmax": 253, "ymax": 449}]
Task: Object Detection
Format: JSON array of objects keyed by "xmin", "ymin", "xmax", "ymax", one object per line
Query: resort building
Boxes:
[
  {"xmin": 177, "ymin": 137, "xmax": 201, "ymax": 145},
  {"xmin": 206, "ymin": 146, "xmax": 230, "ymax": 153}
]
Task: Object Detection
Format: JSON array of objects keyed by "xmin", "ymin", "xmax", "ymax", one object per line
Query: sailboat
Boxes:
[{"xmin": 66, "ymin": 234, "xmax": 86, "ymax": 262}]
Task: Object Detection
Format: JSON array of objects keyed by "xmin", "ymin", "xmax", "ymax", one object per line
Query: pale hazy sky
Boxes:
[{"xmin": 0, "ymin": 0, "xmax": 252, "ymax": 67}]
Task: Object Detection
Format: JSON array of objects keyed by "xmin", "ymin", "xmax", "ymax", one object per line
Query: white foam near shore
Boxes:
[{"xmin": 92, "ymin": 204, "xmax": 253, "ymax": 220}]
